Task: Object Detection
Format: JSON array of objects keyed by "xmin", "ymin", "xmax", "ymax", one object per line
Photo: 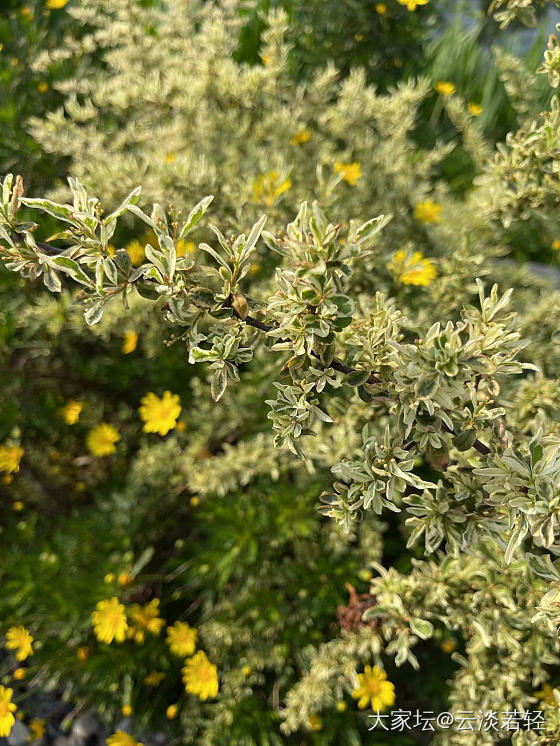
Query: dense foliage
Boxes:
[{"xmin": 3, "ymin": 1, "xmax": 560, "ymax": 745}]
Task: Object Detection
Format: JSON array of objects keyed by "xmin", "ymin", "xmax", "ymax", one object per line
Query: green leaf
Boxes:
[
  {"xmin": 410, "ymin": 618, "xmax": 434, "ymax": 640},
  {"xmin": 44, "ymin": 256, "xmax": 93, "ymax": 287},
  {"xmin": 452, "ymin": 429, "xmax": 477, "ymax": 452},
  {"xmin": 179, "ymin": 195, "xmax": 214, "ymax": 240},
  {"xmin": 211, "ymin": 367, "xmax": 228, "ymax": 402}
]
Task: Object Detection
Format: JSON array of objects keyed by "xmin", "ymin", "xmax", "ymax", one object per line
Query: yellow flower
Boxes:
[
  {"xmin": 251, "ymin": 171, "xmax": 292, "ymax": 207},
  {"xmin": 46, "ymin": 0, "xmax": 70, "ymax": 8},
  {"xmin": 190, "ymin": 496, "xmax": 200, "ymax": 507},
  {"xmin": 143, "ymin": 671, "xmax": 166, "ymax": 686},
  {"xmin": 242, "ymin": 665, "xmax": 251, "ymax": 676},
  {"xmin": 176, "ymin": 240, "xmax": 195, "ymax": 257},
  {"xmin": 106, "ymin": 732, "xmax": 143, "ymax": 746},
  {"xmin": 387, "ymin": 249, "xmax": 437, "ymax": 286},
  {"xmin": 176, "ymin": 421, "xmax": 187, "ymax": 432},
  {"xmin": 29, "ymin": 719, "xmax": 46, "ymax": 740},
  {"xmin": 336, "ymin": 701, "xmax": 347, "ymax": 712},
  {"xmin": 334, "ymin": 161, "xmax": 361, "ymax": 186},
  {"xmin": 535, "ymin": 683, "xmax": 557, "ymax": 707},
  {"xmin": 12, "ymin": 669, "xmax": 25, "ymax": 681},
  {"xmin": 467, "ymin": 102, "xmax": 482, "ymax": 116},
  {"xmin": 290, "ymin": 129, "xmax": 311, "ymax": 145},
  {"xmin": 121, "ymin": 705, "xmax": 132, "ymax": 717},
  {"xmin": 376, "ymin": 2, "xmax": 387, "ymax": 12},
  {"xmin": 6, "ymin": 627, "xmax": 33, "ymax": 661},
  {"xmin": 92, "ymin": 598, "xmax": 128, "ymax": 644},
  {"xmin": 166, "ymin": 621, "xmax": 197, "ymax": 657},
  {"xmin": 117, "ymin": 571, "xmax": 133, "ymax": 587},
  {"xmin": 61, "ymin": 400, "xmax": 83, "ymax": 424},
  {"xmin": 352, "ymin": 665, "xmax": 395, "ymax": 711},
  {"xmin": 0, "ymin": 445, "xmax": 24, "ymax": 474},
  {"xmin": 104, "ymin": 573, "xmax": 115, "ymax": 584},
  {"xmin": 76, "ymin": 646, "xmax": 90, "ymax": 662},
  {"xmin": 435, "ymin": 80, "xmax": 455, "ymax": 96},
  {"xmin": 122, "ymin": 331, "xmax": 138, "ymax": 354},
  {"xmin": 139, "ymin": 391, "xmax": 181, "ymax": 436},
  {"xmin": 37, "ymin": 83, "xmax": 48, "ymax": 94},
  {"xmin": 12, "ymin": 502, "xmax": 24, "ymax": 512},
  {"xmin": 87, "ymin": 424, "xmax": 120, "ymax": 457},
  {"xmin": 552, "ymin": 239, "xmax": 560, "ymax": 251},
  {"xmin": 396, "ymin": 0, "xmax": 429, "ymax": 10},
  {"xmin": 414, "ymin": 199, "xmax": 442, "ymax": 223},
  {"xmin": 308, "ymin": 714, "xmax": 322, "ymax": 731},
  {"xmin": 126, "ymin": 240, "xmax": 145, "ymax": 266},
  {"xmin": 127, "ymin": 600, "xmax": 164, "ymax": 644},
  {"xmin": 0, "ymin": 686, "xmax": 16, "ymax": 738},
  {"xmin": 165, "ymin": 153, "xmax": 176, "ymax": 164},
  {"xmin": 166, "ymin": 704, "xmax": 178, "ymax": 720},
  {"xmin": 260, "ymin": 55, "xmax": 272, "ymax": 66},
  {"xmin": 182, "ymin": 651, "xmax": 219, "ymax": 700},
  {"xmin": 441, "ymin": 639, "xmax": 456, "ymax": 654}
]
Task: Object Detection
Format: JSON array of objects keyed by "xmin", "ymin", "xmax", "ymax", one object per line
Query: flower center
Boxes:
[{"xmin": 367, "ymin": 680, "xmax": 381, "ymax": 696}]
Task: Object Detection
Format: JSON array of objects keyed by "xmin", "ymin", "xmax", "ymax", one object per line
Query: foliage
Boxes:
[{"xmin": 4, "ymin": 1, "xmax": 560, "ymax": 745}]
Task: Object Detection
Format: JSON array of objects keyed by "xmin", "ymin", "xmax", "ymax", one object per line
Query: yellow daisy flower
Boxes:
[
  {"xmin": 251, "ymin": 171, "xmax": 292, "ymax": 206},
  {"xmin": 126, "ymin": 240, "xmax": 145, "ymax": 266},
  {"xmin": 396, "ymin": 0, "xmax": 429, "ymax": 10},
  {"xmin": 6, "ymin": 627, "xmax": 33, "ymax": 661},
  {"xmin": 143, "ymin": 671, "xmax": 166, "ymax": 686},
  {"xmin": 86, "ymin": 424, "xmax": 120, "ymax": 457},
  {"xmin": 127, "ymin": 599, "xmax": 164, "ymax": 644},
  {"xmin": 121, "ymin": 705, "xmax": 132, "ymax": 717},
  {"xmin": 467, "ymin": 102, "xmax": 482, "ymax": 116},
  {"xmin": 334, "ymin": 161, "xmax": 361, "ymax": 186},
  {"xmin": 440, "ymin": 639, "xmax": 456, "ymax": 654},
  {"xmin": 166, "ymin": 704, "xmax": 178, "ymax": 720},
  {"xmin": 387, "ymin": 249, "xmax": 437, "ymax": 286},
  {"xmin": 117, "ymin": 570, "xmax": 133, "ymax": 587},
  {"xmin": 0, "ymin": 686, "xmax": 16, "ymax": 738},
  {"xmin": 176, "ymin": 240, "xmax": 195, "ymax": 257},
  {"xmin": 29, "ymin": 719, "xmax": 46, "ymax": 740},
  {"xmin": 182, "ymin": 651, "xmax": 219, "ymax": 700},
  {"xmin": 0, "ymin": 445, "xmax": 24, "ymax": 474},
  {"xmin": 122, "ymin": 331, "xmax": 138, "ymax": 354},
  {"xmin": 413, "ymin": 199, "xmax": 442, "ymax": 223},
  {"xmin": 139, "ymin": 391, "xmax": 181, "ymax": 436},
  {"xmin": 352, "ymin": 665, "xmax": 395, "ymax": 710},
  {"xmin": 106, "ymin": 732, "xmax": 143, "ymax": 746},
  {"xmin": 46, "ymin": 0, "xmax": 70, "ymax": 8},
  {"xmin": 435, "ymin": 80, "xmax": 455, "ymax": 96},
  {"xmin": 308, "ymin": 714, "xmax": 322, "ymax": 731},
  {"xmin": 166, "ymin": 621, "xmax": 197, "ymax": 657},
  {"xmin": 61, "ymin": 400, "xmax": 83, "ymax": 424},
  {"xmin": 290, "ymin": 129, "xmax": 311, "ymax": 145},
  {"xmin": 12, "ymin": 669, "xmax": 25, "ymax": 681},
  {"xmin": 76, "ymin": 646, "xmax": 91, "ymax": 662},
  {"xmin": 92, "ymin": 598, "xmax": 128, "ymax": 644}
]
